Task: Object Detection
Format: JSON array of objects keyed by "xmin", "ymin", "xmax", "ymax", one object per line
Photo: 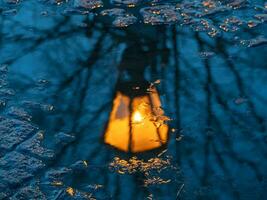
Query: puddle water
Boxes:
[{"xmin": 0, "ymin": 0, "xmax": 267, "ymax": 199}]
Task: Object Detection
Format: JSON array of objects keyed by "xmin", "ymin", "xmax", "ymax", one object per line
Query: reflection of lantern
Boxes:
[{"xmin": 104, "ymin": 81, "xmax": 169, "ymax": 153}]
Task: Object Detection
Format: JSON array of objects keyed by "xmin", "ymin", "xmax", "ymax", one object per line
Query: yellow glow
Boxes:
[
  {"xmin": 104, "ymin": 93, "xmax": 130, "ymax": 152},
  {"xmin": 132, "ymin": 111, "xmax": 143, "ymax": 123},
  {"xmin": 104, "ymin": 89, "xmax": 169, "ymax": 153},
  {"xmin": 66, "ymin": 187, "xmax": 75, "ymax": 196},
  {"xmin": 51, "ymin": 181, "xmax": 63, "ymax": 186}
]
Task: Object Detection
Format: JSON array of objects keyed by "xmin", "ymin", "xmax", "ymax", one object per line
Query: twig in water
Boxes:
[{"xmin": 176, "ymin": 183, "xmax": 185, "ymax": 200}]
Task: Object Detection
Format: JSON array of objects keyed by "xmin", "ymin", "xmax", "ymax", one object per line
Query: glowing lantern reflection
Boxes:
[{"xmin": 104, "ymin": 81, "xmax": 169, "ymax": 153}]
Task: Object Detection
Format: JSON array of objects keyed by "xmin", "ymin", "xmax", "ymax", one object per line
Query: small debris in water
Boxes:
[
  {"xmin": 140, "ymin": 5, "xmax": 181, "ymax": 25},
  {"xmin": 66, "ymin": 187, "xmax": 75, "ymax": 196},
  {"xmin": 83, "ymin": 160, "xmax": 88, "ymax": 167},
  {"xmin": 247, "ymin": 20, "xmax": 260, "ymax": 28},
  {"xmin": 199, "ymin": 51, "xmax": 215, "ymax": 58},
  {"xmin": 241, "ymin": 36, "xmax": 267, "ymax": 47},
  {"xmin": 157, "ymin": 149, "xmax": 167, "ymax": 157},
  {"xmin": 109, "ymin": 156, "xmax": 171, "ymax": 174},
  {"xmin": 176, "ymin": 135, "xmax": 184, "ymax": 141},
  {"xmin": 51, "ymin": 181, "xmax": 64, "ymax": 186},
  {"xmin": 100, "ymin": 8, "xmax": 126, "ymax": 16},
  {"xmin": 144, "ymin": 177, "xmax": 171, "ymax": 186},
  {"xmin": 73, "ymin": 0, "xmax": 103, "ymax": 10},
  {"xmin": 110, "ymin": 0, "xmax": 141, "ymax": 7},
  {"xmin": 112, "ymin": 15, "xmax": 137, "ymax": 27}
]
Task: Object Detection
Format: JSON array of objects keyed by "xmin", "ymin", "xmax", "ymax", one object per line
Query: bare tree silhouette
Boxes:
[{"xmin": 1, "ymin": 0, "xmax": 267, "ymax": 199}]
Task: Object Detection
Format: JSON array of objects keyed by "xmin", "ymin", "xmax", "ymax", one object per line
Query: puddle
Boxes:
[{"xmin": 0, "ymin": 0, "xmax": 267, "ymax": 199}]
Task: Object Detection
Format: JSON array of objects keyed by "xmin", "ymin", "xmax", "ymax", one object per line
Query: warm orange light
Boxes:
[
  {"xmin": 132, "ymin": 111, "xmax": 143, "ymax": 123},
  {"xmin": 104, "ymin": 86, "xmax": 169, "ymax": 153}
]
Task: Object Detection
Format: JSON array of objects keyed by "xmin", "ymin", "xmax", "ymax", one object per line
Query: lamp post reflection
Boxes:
[{"xmin": 104, "ymin": 80, "xmax": 169, "ymax": 153}]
